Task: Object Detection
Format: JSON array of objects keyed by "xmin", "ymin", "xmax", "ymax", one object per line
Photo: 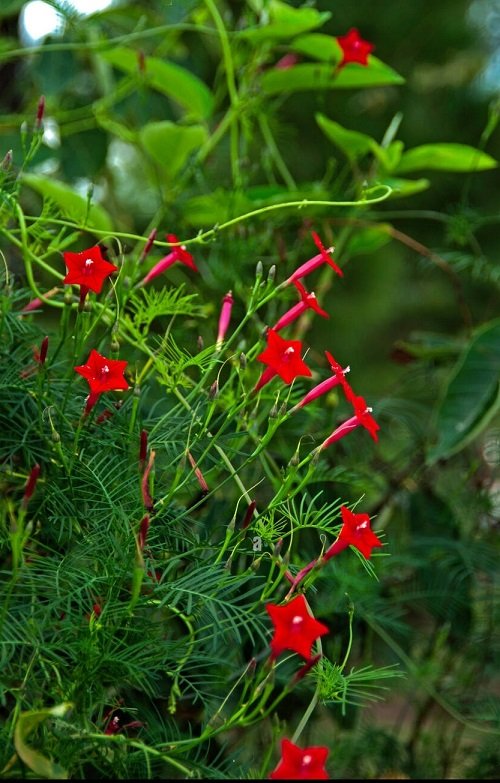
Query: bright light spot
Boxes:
[
  {"xmin": 20, "ymin": 1, "xmax": 64, "ymax": 45},
  {"xmin": 19, "ymin": 0, "xmax": 115, "ymax": 47}
]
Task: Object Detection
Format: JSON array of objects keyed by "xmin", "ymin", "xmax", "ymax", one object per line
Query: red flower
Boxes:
[
  {"xmin": 266, "ymin": 594, "xmax": 328, "ymax": 661},
  {"xmin": 254, "ymin": 328, "xmax": 311, "ymax": 392},
  {"xmin": 269, "ymin": 738, "xmax": 329, "ymax": 780},
  {"xmin": 337, "ymin": 28, "xmax": 374, "ymax": 69},
  {"xmin": 74, "ymin": 350, "xmax": 129, "ymax": 395},
  {"xmin": 324, "ymin": 505, "xmax": 382, "ymax": 560},
  {"xmin": 286, "ymin": 232, "xmax": 343, "ymax": 284},
  {"xmin": 273, "ymin": 281, "xmax": 329, "ymax": 332},
  {"xmin": 139, "ymin": 233, "xmax": 198, "ymax": 286},
  {"xmin": 289, "ymin": 351, "xmax": 349, "ymax": 414},
  {"xmin": 63, "ymin": 246, "xmax": 118, "ymax": 294},
  {"xmin": 319, "ymin": 362, "xmax": 379, "ymax": 448}
]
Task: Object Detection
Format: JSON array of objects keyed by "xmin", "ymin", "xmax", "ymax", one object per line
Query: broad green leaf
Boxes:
[
  {"xmin": 100, "ymin": 48, "xmax": 214, "ymax": 120},
  {"xmin": 395, "ymin": 143, "xmax": 497, "ymax": 174},
  {"xmin": 291, "ymin": 33, "xmax": 341, "ymax": 62},
  {"xmin": 316, "ymin": 113, "xmax": 377, "ymax": 161},
  {"xmin": 427, "ymin": 319, "xmax": 500, "ymax": 463},
  {"xmin": 22, "ymin": 174, "xmax": 113, "ymax": 233},
  {"xmin": 139, "ymin": 122, "xmax": 208, "ymax": 179},
  {"xmin": 14, "ymin": 703, "xmax": 72, "ymax": 779},
  {"xmin": 378, "ymin": 176, "xmax": 430, "ymax": 198},
  {"xmin": 345, "ymin": 225, "xmax": 392, "ymax": 257},
  {"xmin": 260, "ymin": 61, "xmax": 404, "ymax": 95},
  {"xmin": 239, "ymin": 0, "xmax": 331, "ymax": 41},
  {"xmin": 372, "ymin": 140, "xmax": 405, "ymax": 172}
]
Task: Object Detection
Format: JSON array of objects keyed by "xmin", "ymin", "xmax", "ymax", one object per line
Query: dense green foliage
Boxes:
[{"xmin": 0, "ymin": 0, "xmax": 499, "ymax": 779}]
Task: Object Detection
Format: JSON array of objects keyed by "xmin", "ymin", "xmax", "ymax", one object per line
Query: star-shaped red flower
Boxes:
[
  {"xmin": 337, "ymin": 505, "xmax": 382, "ymax": 559},
  {"xmin": 338, "ymin": 372, "xmax": 380, "ymax": 442},
  {"xmin": 269, "ymin": 738, "xmax": 329, "ymax": 780},
  {"xmin": 256, "ymin": 328, "xmax": 312, "ymax": 384},
  {"xmin": 74, "ymin": 349, "xmax": 129, "ymax": 395},
  {"xmin": 266, "ymin": 594, "xmax": 328, "ymax": 661},
  {"xmin": 337, "ymin": 28, "xmax": 374, "ymax": 69},
  {"xmin": 63, "ymin": 246, "xmax": 118, "ymax": 294}
]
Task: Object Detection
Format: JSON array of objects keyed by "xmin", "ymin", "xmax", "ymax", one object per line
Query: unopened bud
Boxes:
[
  {"xmin": 1, "ymin": 149, "xmax": 12, "ymax": 171},
  {"xmin": 273, "ymin": 537, "xmax": 283, "ymax": 556},
  {"xmin": 64, "ymin": 291, "xmax": 73, "ymax": 306},
  {"xmin": 269, "ymin": 403, "xmax": 279, "ymax": 419},
  {"xmin": 140, "ymin": 228, "xmax": 157, "ymax": 262},
  {"xmin": 52, "ymin": 430, "xmax": 61, "ymax": 443},
  {"xmin": 197, "ymin": 335, "xmax": 204, "ymax": 352},
  {"xmin": 209, "ymin": 380, "xmax": 219, "ymax": 400},
  {"xmin": 110, "ymin": 340, "xmax": 120, "ymax": 352},
  {"xmin": 83, "ymin": 299, "xmax": 92, "ymax": 312},
  {"xmin": 139, "ymin": 429, "xmax": 148, "ymax": 466},
  {"xmin": 239, "ymin": 352, "xmax": 247, "ymax": 370},
  {"xmin": 137, "ymin": 49, "xmax": 146, "ymax": 73},
  {"xmin": 267, "ymin": 264, "xmax": 276, "ymax": 283},
  {"xmin": 35, "ymin": 95, "xmax": 45, "ymax": 130},
  {"xmin": 246, "ymin": 658, "xmax": 257, "ymax": 678},
  {"xmin": 255, "ymin": 260, "xmax": 263, "ymax": 279},
  {"xmin": 22, "ymin": 464, "xmax": 40, "ymax": 507},
  {"xmin": 251, "ymin": 556, "xmax": 262, "ymax": 571},
  {"xmin": 288, "ymin": 450, "xmax": 300, "ymax": 467},
  {"xmin": 279, "ymin": 402, "xmax": 287, "ymax": 417},
  {"xmin": 38, "ymin": 336, "xmax": 49, "ymax": 365}
]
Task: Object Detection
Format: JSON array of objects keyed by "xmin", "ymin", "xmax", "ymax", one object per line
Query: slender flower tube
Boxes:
[
  {"xmin": 288, "ymin": 350, "xmax": 350, "ymax": 414},
  {"xmin": 20, "ymin": 286, "xmax": 60, "ymax": 313},
  {"xmin": 216, "ymin": 291, "xmax": 234, "ymax": 348},
  {"xmin": 286, "ymin": 232, "xmax": 342, "ymax": 284},
  {"xmin": 139, "ymin": 233, "xmax": 198, "ymax": 286},
  {"xmin": 273, "ymin": 281, "xmax": 329, "ymax": 332}
]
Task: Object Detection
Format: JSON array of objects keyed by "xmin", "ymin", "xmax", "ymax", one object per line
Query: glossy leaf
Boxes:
[
  {"xmin": 22, "ymin": 174, "xmax": 113, "ymax": 233},
  {"xmin": 260, "ymin": 61, "xmax": 404, "ymax": 95},
  {"xmin": 395, "ymin": 143, "xmax": 497, "ymax": 174},
  {"xmin": 427, "ymin": 319, "xmax": 500, "ymax": 463},
  {"xmin": 139, "ymin": 122, "xmax": 208, "ymax": 179},
  {"xmin": 291, "ymin": 32, "xmax": 341, "ymax": 62},
  {"xmin": 14, "ymin": 703, "xmax": 72, "ymax": 779},
  {"xmin": 316, "ymin": 113, "xmax": 376, "ymax": 161},
  {"xmin": 100, "ymin": 47, "xmax": 214, "ymax": 120},
  {"xmin": 239, "ymin": 0, "xmax": 331, "ymax": 41},
  {"xmin": 377, "ymin": 176, "xmax": 430, "ymax": 198}
]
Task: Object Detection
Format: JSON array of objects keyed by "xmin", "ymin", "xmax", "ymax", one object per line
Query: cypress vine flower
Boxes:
[
  {"xmin": 63, "ymin": 246, "xmax": 118, "ymax": 294},
  {"xmin": 269, "ymin": 738, "xmax": 329, "ymax": 780},
  {"xmin": 324, "ymin": 505, "xmax": 382, "ymax": 560},
  {"xmin": 139, "ymin": 233, "xmax": 198, "ymax": 286},
  {"xmin": 337, "ymin": 28, "xmax": 374, "ymax": 69},
  {"xmin": 289, "ymin": 350, "xmax": 349, "ymax": 414},
  {"xmin": 22, "ymin": 464, "xmax": 41, "ymax": 508},
  {"xmin": 319, "ymin": 363, "xmax": 379, "ymax": 448},
  {"xmin": 74, "ymin": 350, "xmax": 129, "ymax": 396},
  {"xmin": 266, "ymin": 594, "xmax": 328, "ymax": 661},
  {"xmin": 272, "ymin": 281, "xmax": 329, "ymax": 332},
  {"xmin": 286, "ymin": 232, "xmax": 342, "ymax": 284},
  {"xmin": 254, "ymin": 328, "xmax": 312, "ymax": 392}
]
